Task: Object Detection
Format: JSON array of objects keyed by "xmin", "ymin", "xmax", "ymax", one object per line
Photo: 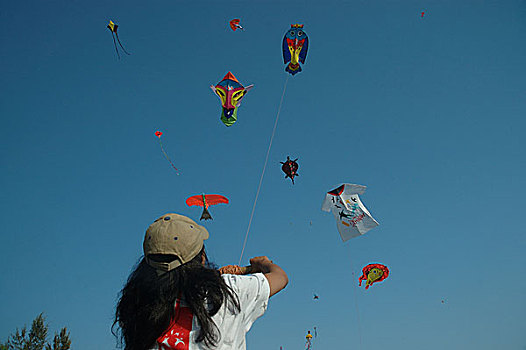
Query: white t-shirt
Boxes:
[{"xmin": 152, "ymin": 273, "xmax": 270, "ymax": 350}]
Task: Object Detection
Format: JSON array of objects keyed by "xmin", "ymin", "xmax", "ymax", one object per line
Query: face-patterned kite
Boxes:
[
  {"xmin": 359, "ymin": 263, "xmax": 389, "ymax": 289},
  {"xmin": 321, "ymin": 184, "xmax": 379, "ymax": 242},
  {"xmin": 210, "ymin": 72, "xmax": 254, "ymax": 127},
  {"xmin": 282, "ymin": 24, "xmax": 309, "ymax": 75}
]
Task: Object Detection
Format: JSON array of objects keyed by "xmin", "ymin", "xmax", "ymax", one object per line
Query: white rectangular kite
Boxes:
[{"xmin": 321, "ymin": 183, "xmax": 379, "ymax": 242}]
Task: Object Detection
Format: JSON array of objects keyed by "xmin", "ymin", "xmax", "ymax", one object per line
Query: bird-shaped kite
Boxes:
[
  {"xmin": 186, "ymin": 194, "xmax": 229, "ymax": 220},
  {"xmin": 358, "ymin": 263, "xmax": 389, "ymax": 290},
  {"xmin": 210, "ymin": 72, "xmax": 254, "ymax": 127},
  {"xmin": 107, "ymin": 20, "xmax": 131, "ymax": 59},
  {"xmin": 229, "ymin": 19, "xmax": 244, "ymax": 31},
  {"xmin": 282, "ymin": 24, "xmax": 309, "ymax": 75},
  {"xmin": 280, "ymin": 156, "xmax": 299, "ymax": 184}
]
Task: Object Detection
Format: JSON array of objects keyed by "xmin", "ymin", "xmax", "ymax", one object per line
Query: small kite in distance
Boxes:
[
  {"xmin": 107, "ymin": 20, "xmax": 131, "ymax": 59},
  {"xmin": 421, "ymin": 11, "xmax": 425, "ymax": 18},
  {"xmin": 280, "ymin": 156, "xmax": 299, "ymax": 184},
  {"xmin": 229, "ymin": 19, "xmax": 244, "ymax": 31},
  {"xmin": 154, "ymin": 131, "xmax": 180, "ymax": 175},
  {"xmin": 186, "ymin": 194, "xmax": 229, "ymax": 220},
  {"xmin": 305, "ymin": 331, "xmax": 313, "ymax": 350},
  {"xmin": 313, "ymin": 294, "xmax": 319, "ymax": 300},
  {"xmin": 359, "ymin": 263, "xmax": 389, "ymax": 290}
]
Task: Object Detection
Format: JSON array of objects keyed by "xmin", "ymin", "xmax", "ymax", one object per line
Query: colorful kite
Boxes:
[
  {"xmin": 280, "ymin": 156, "xmax": 299, "ymax": 184},
  {"xmin": 154, "ymin": 131, "xmax": 179, "ymax": 175},
  {"xmin": 358, "ymin": 263, "xmax": 389, "ymax": 289},
  {"xmin": 107, "ymin": 20, "xmax": 131, "ymax": 59},
  {"xmin": 321, "ymin": 184, "xmax": 379, "ymax": 242},
  {"xmin": 305, "ymin": 331, "xmax": 313, "ymax": 350},
  {"xmin": 313, "ymin": 293, "xmax": 319, "ymax": 300},
  {"xmin": 210, "ymin": 72, "xmax": 254, "ymax": 127},
  {"xmin": 229, "ymin": 19, "xmax": 244, "ymax": 31},
  {"xmin": 186, "ymin": 194, "xmax": 229, "ymax": 220},
  {"xmin": 282, "ymin": 24, "xmax": 309, "ymax": 75}
]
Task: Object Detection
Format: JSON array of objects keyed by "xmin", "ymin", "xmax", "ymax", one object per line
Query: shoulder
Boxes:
[
  {"xmin": 221, "ymin": 273, "xmax": 270, "ymax": 301},
  {"xmin": 222, "ymin": 272, "xmax": 268, "ymax": 289}
]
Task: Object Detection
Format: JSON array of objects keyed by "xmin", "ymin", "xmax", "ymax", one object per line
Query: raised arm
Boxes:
[{"xmin": 249, "ymin": 256, "xmax": 288, "ymax": 297}]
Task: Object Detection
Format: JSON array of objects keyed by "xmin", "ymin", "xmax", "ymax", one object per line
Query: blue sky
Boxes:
[{"xmin": 1, "ymin": 0, "xmax": 525, "ymax": 349}]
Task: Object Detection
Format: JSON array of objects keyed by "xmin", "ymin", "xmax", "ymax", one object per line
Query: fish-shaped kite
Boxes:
[
  {"xmin": 359, "ymin": 263, "xmax": 389, "ymax": 289},
  {"xmin": 282, "ymin": 24, "xmax": 308, "ymax": 75},
  {"xmin": 210, "ymin": 72, "xmax": 254, "ymax": 127},
  {"xmin": 107, "ymin": 20, "xmax": 131, "ymax": 59},
  {"xmin": 321, "ymin": 184, "xmax": 379, "ymax": 242},
  {"xmin": 186, "ymin": 194, "xmax": 229, "ymax": 220}
]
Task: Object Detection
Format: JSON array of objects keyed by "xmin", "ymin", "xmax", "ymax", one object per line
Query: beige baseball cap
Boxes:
[{"xmin": 143, "ymin": 213, "xmax": 209, "ymax": 273}]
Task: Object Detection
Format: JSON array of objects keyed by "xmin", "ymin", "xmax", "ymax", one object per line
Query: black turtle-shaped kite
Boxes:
[{"xmin": 280, "ymin": 156, "xmax": 299, "ymax": 184}]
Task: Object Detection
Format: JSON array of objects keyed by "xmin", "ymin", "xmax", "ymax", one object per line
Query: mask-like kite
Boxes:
[
  {"xmin": 186, "ymin": 194, "xmax": 229, "ymax": 220},
  {"xmin": 280, "ymin": 156, "xmax": 299, "ymax": 184},
  {"xmin": 321, "ymin": 184, "xmax": 379, "ymax": 242},
  {"xmin": 107, "ymin": 20, "xmax": 131, "ymax": 59},
  {"xmin": 359, "ymin": 263, "xmax": 389, "ymax": 289},
  {"xmin": 229, "ymin": 19, "xmax": 244, "ymax": 31},
  {"xmin": 282, "ymin": 24, "xmax": 309, "ymax": 75},
  {"xmin": 210, "ymin": 72, "xmax": 254, "ymax": 127}
]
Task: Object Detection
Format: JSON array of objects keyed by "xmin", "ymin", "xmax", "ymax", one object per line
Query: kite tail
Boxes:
[
  {"xmin": 111, "ymin": 34, "xmax": 120, "ymax": 59},
  {"xmin": 158, "ymin": 138, "xmax": 180, "ymax": 175},
  {"xmin": 115, "ymin": 33, "xmax": 131, "ymax": 55},
  {"xmin": 285, "ymin": 63, "xmax": 302, "ymax": 75},
  {"xmin": 200, "ymin": 207, "xmax": 213, "ymax": 221}
]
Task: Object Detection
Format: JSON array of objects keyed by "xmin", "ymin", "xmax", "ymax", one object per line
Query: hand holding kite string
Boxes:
[
  {"xmin": 219, "ymin": 256, "xmax": 274, "ymax": 275},
  {"xmin": 219, "ymin": 265, "xmax": 253, "ymax": 275},
  {"xmin": 154, "ymin": 131, "xmax": 180, "ymax": 175}
]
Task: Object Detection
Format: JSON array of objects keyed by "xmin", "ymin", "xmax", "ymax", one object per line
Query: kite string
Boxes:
[
  {"xmin": 350, "ymin": 257, "xmax": 363, "ymax": 349},
  {"xmin": 238, "ymin": 75, "xmax": 290, "ymax": 265}
]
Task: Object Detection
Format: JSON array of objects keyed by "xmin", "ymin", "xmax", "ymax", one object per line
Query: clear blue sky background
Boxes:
[{"xmin": 1, "ymin": 0, "xmax": 525, "ymax": 349}]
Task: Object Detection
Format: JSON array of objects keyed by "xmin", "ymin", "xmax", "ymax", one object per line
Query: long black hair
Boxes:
[{"xmin": 112, "ymin": 248, "xmax": 240, "ymax": 350}]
